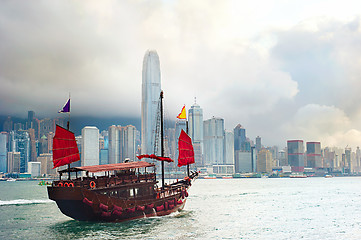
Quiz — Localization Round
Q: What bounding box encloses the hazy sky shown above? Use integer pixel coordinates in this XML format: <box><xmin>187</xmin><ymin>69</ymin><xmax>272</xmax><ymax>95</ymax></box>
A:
<box><xmin>1</xmin><ymin>0</ymin><xmax>361</xmax><ymax>148</ymax></box>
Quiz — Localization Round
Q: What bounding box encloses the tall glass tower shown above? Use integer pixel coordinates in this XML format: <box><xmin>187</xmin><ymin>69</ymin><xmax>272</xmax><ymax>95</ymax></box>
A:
<box><xmin>188</xmin><ymin>101</ymin><xmax>204</xmax><ymax>166</ymax></box>
<box><xmin>141</xmin><ymin>50</ymin><xmax>161</xmax><ymax>155</ymax></box>
<box><xmin>203</xmin><ymin>117</ymin><xmax>224</xmax><ymax>166</ymax></box>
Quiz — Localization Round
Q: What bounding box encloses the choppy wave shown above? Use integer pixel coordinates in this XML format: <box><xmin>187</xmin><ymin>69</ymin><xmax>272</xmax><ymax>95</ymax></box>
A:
<box><xmin>0</xmin><ymin>199</ymin><xmax>53</xmax><ymax>206</ymax></box>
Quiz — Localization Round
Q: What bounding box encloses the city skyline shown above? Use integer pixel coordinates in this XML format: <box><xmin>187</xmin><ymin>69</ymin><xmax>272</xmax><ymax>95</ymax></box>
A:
<box><xmin>1</xmin><ymin>1</ymin><xmax>361</xmax><ymax>148</ymax></box>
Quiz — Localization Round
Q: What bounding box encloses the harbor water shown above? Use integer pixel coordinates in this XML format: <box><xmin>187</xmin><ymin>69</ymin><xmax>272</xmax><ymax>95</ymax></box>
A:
<box><xmin>1</xmin><ymin>177</ymin><xmax>361</xmax><ymax>239</ymax></box>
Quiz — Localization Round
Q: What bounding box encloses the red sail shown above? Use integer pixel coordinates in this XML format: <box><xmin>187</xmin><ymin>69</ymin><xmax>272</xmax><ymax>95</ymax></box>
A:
<box><xmin>52</xmin><ymin>125</ymin><xmax>80</xmax><ymax>168</ymax></box>
<box><xmin>177</xmin><ymin>129</ymin><xmax>195</xmax><ymax>167</ymax></box>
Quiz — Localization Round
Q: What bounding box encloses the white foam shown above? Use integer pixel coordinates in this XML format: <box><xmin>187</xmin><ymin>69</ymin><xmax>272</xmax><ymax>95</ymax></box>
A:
<box><xmin>0</xmin><ymin>199</ymin><xmax>53</xmax><ymax>206</ymax></box>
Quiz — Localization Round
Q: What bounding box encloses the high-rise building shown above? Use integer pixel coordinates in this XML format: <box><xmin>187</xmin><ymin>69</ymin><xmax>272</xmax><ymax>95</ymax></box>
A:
<box><xmin>345</xmin><ymin>147</ymin><xmax>352</xmax><ymax>173</ymax></box>
<box><xmin>81</xmin><ymin>126</ymin><xmax>99</xmax><ymax>167</ymax></box>
<box><xmin>224</xmin><ymin>130</ymin><xmax>234</xmax><ymax>165</ymax></box>
<box><xmin>234</xmin><ymin>124</ymin><xmax>246</xmax><ymax>152</ymax></box>
<box><xmin>257</xmin><ymin>148</ymin><xmax>272</xmax><ymax>173</ymax></box>
<box><xmin>203</xmin><ymin>117</ymin><xmax>224</xmax><ymax>166</ymax></box>
<box><xmin>39</xmin><ymin>118</ymin><xmax>54</xmax><ymax>138</ymax></box>
<box><xmin>0</xmin><ymin>132</ymin><xmax>7</xmax><ymax>173</ymax></box>
<box><xmin>27</xmin><ymin>111</ymin><xmax>35</xmax><ymax>129</ymax></box>
<box><xmin>306</xmin><ymin>142</ymin><xmax>322</xmax><ymax>168</ymax></box>
<box><xmin>141</xmin><ymin>50</ymin><xmax>161</xmax><ymax>155</ymax></box>
<box><xmin>255</xmin><ymin>136</ymin><xmax>262</xmax><ymax>151</ymax></box>
<box><xmin>38</xmin><ymin>153</ymin><xmax>56</xmax><ymax>176</ymax></box>
<box><xmin>3</xmin><ymin>116</ymin><xmax>13</xmax><ymax>132</ymax></box>
<box><xmin>188</xmin><ymin>101</ymin><xmax>204</xmax><ymax>166</ymax></box>
<box><xmin>10</xmin><ymin>130</ymin><xmax>31</xmax><ymax>173</ymax></box>
<box><xmin>287</xmin><ymin>140</ymin><xmax>304</xmax><ymax>172</ymax></box>
<box><xmin>7</xmin><ymin>152</ymin><xmax>20</xmax><ymax>173</ymax></box>
<box><xmin>234</xmin><ymin>151</ymin><xmax>252</xmax><ymax>173</ymax></box>
<box><xmin>356</xmin><ymin>147</ymin><xmax>361</xmax><ymax>172</ymax></box>
<box><xmin>108</xmin><ymin>125</ymin><xmax>120</xmax><ymax>164</ymax></box>
<box><xmin>120</xmin><ymin>125</ymin><xmax>137</xmax><ymax>162</ymax></box>
<box><xmin>28</xmin><ymin>161</ymin><xmax>41</xmax><ymax>177</ymax></box>
<box><xmin>28</xmin><ymin>128</ymin><xmax>37</xmax><ymax>162</ymax></box>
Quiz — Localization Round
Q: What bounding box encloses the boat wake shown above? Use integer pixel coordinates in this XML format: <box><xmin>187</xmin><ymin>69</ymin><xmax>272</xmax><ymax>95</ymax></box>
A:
<box><xmin>0</xmin><ymin>199</ymin><xmax>53</xmax><ymax>206</ymax></box>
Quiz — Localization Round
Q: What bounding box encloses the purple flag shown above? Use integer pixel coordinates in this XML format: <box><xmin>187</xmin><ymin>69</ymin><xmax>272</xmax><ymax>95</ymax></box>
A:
<box><xmin>59</xmin><ymin>99</ymin><xmax>70</xmax><ymax>113</ymax></box>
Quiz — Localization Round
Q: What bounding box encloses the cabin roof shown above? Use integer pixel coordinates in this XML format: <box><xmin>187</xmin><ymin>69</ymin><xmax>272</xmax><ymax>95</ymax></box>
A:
<box><xmin>74</xmin><ymin>161</ymin><xmax>155</xmax><ymax>173</ymax></box>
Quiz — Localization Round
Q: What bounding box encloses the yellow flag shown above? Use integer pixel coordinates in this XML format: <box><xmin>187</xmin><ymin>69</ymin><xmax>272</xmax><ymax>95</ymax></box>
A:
<box><xmin>177</xmin><ymin>106</ymin><xmax>186</xmax><ymax>119</ymax></box>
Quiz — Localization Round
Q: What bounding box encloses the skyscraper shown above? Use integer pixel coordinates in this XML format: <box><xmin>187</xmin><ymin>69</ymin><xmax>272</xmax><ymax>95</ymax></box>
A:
<box><xmin>27</xmin><ymin>110</ymin><xmax>35</xmax><ymax>129</ymax></box>
<box><xmin>287</xmin><ymin>140</ymin><xmax>304</xmax><ymax>172</ymax></box>
<box><xmin>224</xmin><ymin>130</ymin><xmax>234</xmax><ymax>165</ymax></box>
<box><xmin>203</xmin><ymin>117</ymin><xmax>224</xmax><ymax>166</ymax></box>
<box><xmin>0</xmin><ymin>132</ymin><xmax>7</xmax><ymax>173</ymax></box>
<box><xmin>234</xmin><ymin>124</ymin><xmax>246</xmax><ymax>151</ymax></box>
<box><xmin>255</xmin><ymin>136</ymin><xmax>262</xmax><ymax>151</ymax></box>
<box><xmin>306</xmin><ymin>142</ymin><xmax>322</xmax><ymax>168</ymax></box>
<box><xmin>141</xmin><ymin>50</ymin><xmax>161</xmax><ymax>155</ymax></box>
<box><xmin>257</xmin><ymin>148</ymin><xmax>272</xmax><ymax>173</ymax></box>
<box><xmin>108</xmin><ymin>125</ymin><xmax>120</xmax><ymax>164</ymax></box>
<box><xmin>120</xmin><ymin>125</ymin><xmax>137</xmax><ymax>162</ymax></box>
<box><xmin>81</xmin><ymin>126</ymin><xmax>99</xmax><ymax>167</ymax></box>
<box><xmin>188</xmin><ymin>101</ymin><xmax>204</xmax><ymax>166</ymax></box>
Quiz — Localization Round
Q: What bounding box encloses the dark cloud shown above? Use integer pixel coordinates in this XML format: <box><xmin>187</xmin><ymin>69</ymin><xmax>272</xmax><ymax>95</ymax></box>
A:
<box><xmin>1</xmin><ymin>1</ymin><xmax>361</xmax><ymax>148</ymax></box>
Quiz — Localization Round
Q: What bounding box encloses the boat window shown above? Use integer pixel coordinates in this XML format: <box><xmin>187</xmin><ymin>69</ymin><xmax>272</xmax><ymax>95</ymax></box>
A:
<box><xmin>129</xmin><ymin>189</ymin><xmax>134</xmax><ymax>197</ymax></box>
<box><xmin>134</xmin><ymin>188</ymin><xmax>139</xmax><ymax>196</ymax></box>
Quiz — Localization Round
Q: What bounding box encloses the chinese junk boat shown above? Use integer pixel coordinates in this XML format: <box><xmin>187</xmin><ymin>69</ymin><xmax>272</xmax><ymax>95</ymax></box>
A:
<box><xmin>47</xmin><ymin>92</ymin><xmax>198</xmax><ymax>222</ymax></box>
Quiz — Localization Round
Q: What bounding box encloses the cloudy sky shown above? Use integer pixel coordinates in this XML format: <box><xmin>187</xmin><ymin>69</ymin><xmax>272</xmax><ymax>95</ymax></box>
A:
<box><xmin>1</xmin><ymin>0</ymin><xmax>361</xmax><ymax>148</ymax></box>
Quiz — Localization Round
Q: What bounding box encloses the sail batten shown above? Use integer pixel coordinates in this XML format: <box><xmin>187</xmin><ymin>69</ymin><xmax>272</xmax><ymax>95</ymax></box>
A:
<box><xmin>52</xmin><ymin>125</ymin><xmax>80</xmax><ymax>168</ymax></box>
<box><xmin>178</xmin><ymin>129</ymin><xmax>195</xmax><ymax>167</ymax></box>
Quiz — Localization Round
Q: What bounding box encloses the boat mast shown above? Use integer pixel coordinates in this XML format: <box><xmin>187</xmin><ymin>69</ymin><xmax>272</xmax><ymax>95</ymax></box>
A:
<box><xmin>67</xmin><ymin>93</ymin><xmax>71</xmax><ymax>180</ymax></box>
<box><xmin>160</xmin><ymin>91</ymin><xmax>165</xmax><ymax>189</ymax></box>
<box><xmin>186</xmin><ymin>119</ymin><xmax>190</xmax><ymax>177</ymax></box>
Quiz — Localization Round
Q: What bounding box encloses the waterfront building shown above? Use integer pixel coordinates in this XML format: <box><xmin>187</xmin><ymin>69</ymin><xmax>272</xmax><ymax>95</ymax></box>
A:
<box><xmin>203</xmin><ymin>117</ymin><xmax>224</xmax><ymax>166</ymax></box>
<box><xmin>81</xmin><ymin>126</ymin><xmax>99</xmax><ymax>167</ymax></box>
<box><xmin>0</xmin><ymin>132</ymin><xmax>7</xmax><ymax>173</ymax></box>
<box><xmin>10</xmin><ymin>130</ymin><xmax>31</xmax><ymax>173</ymax></box>
<box><xmin>213</xmin><ymin>164</ymin><xmax>235</xmax><ymax>175</ymax></box>
<box><xmin>278</xmin><ymin>150</ymin><xmax>287</xmax><ymax>166</ymax></box>
<box><xmin>28</xmin><ymin>128</ymin><xmax>37</xmax><ymax>162</ymax></box>
<box><xmin>356</xmin><ymin>147</ymin><xmax>361</xmax><ymax>172</ymax></box>
<box><xmin>7</xmin><ymin>152</ymin><xmax>20</xmax><ymax>173</ymax></box>
<box><xmin>234</xmin><ymin>124</ymin><xmax>246</xmax><ymax>152</ymax></box>
<box><xmin>257</xmin><ymin>148</ymin><xmax>272</xmax><ymax>173</ymax></box>
<box><xmin>287</xmin><ymin>140</ymin><xmax>304</xmax><ymax>172</ymax></box>
<box><xmin>38</xmin><ymin>153</ymin><xmax>56</xmax><ymax>176</ymax></box>
<box><xmin>234</xmin><ymin>151</ymin><xmax>252</xmax><ymax>173</ymax></box>
<box><xmin>120</xmin><ymin>125</ymin><xmax>137</xmax><ymax>162</ymax></box>
<box><xmin>188</xmin><ymin>101</ymin><xmax>204</xmax><ymax>167</ymax></box>
<box><xmin>141</xmin><ymin>50</ymin><xmax>161</xmax><ymax>155</ymax></box>
<box><xmin>345</xmin><ymin>147</ymin><xmax>352</xmax><ymax>173</ymax></box>
<box><xmin>224</xmin><ymin>130</ymin><xmax>234</xmax><ymax>165</ymax></box>
<box><xmin>306</xmin><ymin>142</ymin><xmax>322</xmax><ymax>168</ymax></box>
<box><xmin>99</xmin><ymin>149</ymin><xmax>108</xmax><ymax>165</ymax></box>
<box><xmin>28</xmin><ymin>161</ymin><xmax>41</xmax><ymax>177</ymax></box>
<box><xmin>108</xmin><ymin>125</ymin><xmax>120</xmax><ymax>164</ymax></box>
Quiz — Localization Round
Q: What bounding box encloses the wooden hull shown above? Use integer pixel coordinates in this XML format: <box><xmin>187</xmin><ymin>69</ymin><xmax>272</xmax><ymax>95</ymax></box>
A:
<box><xmin>48</xmin><ymin>185</ymin><xmax>188</xmax><ymax>222</ymax></box>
